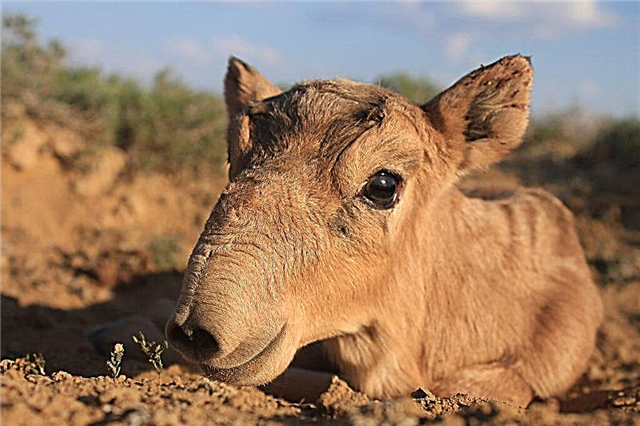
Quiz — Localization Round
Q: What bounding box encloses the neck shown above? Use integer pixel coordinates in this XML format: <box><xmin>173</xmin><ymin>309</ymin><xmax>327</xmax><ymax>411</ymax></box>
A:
<box><xmin>328</xmin><ymin>185</ymin><xmax>518</xmax><ymax>398</ymax></box>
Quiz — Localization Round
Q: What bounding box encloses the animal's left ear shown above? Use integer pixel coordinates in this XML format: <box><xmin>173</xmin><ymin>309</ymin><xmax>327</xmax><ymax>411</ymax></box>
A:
<box><xmin>422</xmin><ymin>55</ymin><xmax>533</xmax><ymax>172</ymax></box>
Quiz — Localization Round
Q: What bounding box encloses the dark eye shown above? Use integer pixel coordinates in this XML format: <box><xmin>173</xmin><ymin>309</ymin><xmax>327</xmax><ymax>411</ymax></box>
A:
<box><xmin>361</xmin><ymin>170</ymin><xmax>402</xmax><ymax>209</ymax></box>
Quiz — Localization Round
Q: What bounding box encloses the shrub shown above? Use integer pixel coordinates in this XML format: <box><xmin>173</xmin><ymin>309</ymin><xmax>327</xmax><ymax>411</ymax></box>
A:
<box><xmin>589</xmin><ymin>117</ymin><xmax>640</xmax><ymax>167</ymax></box>
<box><xmin>523</xmin><ymin>107</ymin><xmax>606</xmax><ymax>149</ymax></box>
<box><xmin>376</xmin><ymin>72</ymin><xmax>440</xmax><ymax>105</ymax></box>
<box><xmin>1</xmin><ymin>14</ymin><xmax>65</xmax><ymax>101</ymax></box>
<box><xmin>2</xmin><ymin>12</ymin><xmax>228</xmax><ymax>176</ymax></box>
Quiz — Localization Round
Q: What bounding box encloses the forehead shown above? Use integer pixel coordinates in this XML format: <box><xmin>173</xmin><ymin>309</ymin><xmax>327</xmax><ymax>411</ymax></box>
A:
<box><xmin>244</xmin><ymin>79</ymin><xmax>419</xmax><ymax>160</ymax></box>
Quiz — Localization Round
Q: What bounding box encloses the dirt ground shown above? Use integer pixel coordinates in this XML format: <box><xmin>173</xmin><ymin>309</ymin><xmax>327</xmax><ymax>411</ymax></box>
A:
<box><xmin>2</xmin><ymin>112</ymin><xmax>640</xmax><ymax>424</ymax></box>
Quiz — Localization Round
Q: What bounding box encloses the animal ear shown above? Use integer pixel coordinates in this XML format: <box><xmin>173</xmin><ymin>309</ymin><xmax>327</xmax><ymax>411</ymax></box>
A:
<box><xmin>422</xmin><ymin>55</ymin><xmax>533</xmax><ymax>172</ymax></box>
<box><xmin>224</xmin><ymin>57</ymin><xmax>282</xmax><ymax>120</ymax></box>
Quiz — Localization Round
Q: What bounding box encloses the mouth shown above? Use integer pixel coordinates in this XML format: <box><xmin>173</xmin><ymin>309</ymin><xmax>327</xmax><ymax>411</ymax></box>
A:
<box><xmin>199</xmin><ymin>323</ymin><xmax>295</xmax><ymax>386</ymax></box>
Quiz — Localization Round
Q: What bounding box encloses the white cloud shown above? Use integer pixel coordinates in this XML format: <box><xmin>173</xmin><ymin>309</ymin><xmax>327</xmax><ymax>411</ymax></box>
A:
<box><xmin>398</xmin><ymin>1</ymin><xmax>422</xmax><ymax>10</ymax></box>
<box><xmin>131</xmin><ymin>58</ymin><xmax>164</xmax><ymax>80</ymax></box>
<box><xmin>446</xmin><ymin>32</ymin><xmax>471</xmax><ymax>63</ymax></box>
<box><xmin>460</xmin><ymin>2</ymin><xmax>522</xmax><ymax>20</ymax></box>
<box><xmin>167</xmin><ymin>35</ymin><xmax>283</xmax><ymax>68</ymax></box>
<box><xmin>564</xmin><ymin>1</ymin><xmax>618</xmax><ymax>28</ymax></box>
<box><xmin>396</xmin><ymin>2</ymin><xmax>436</xmax><ymax>31</ymax></box>
<box><xmin>168</xmin><ymin>38</ymin><xmax>212</xmax><ymax>66</ymax></box>
<box><xmin>70</xmin><ymin>39</ymin><xmax>108</xmax><ymax>64</ymax></box>
<box><xmin>459</xmin><ymin>0</ymin><xmax>619</xmax><ymax>39</ymax></box>
<box><xmin>212</xmin><ymin>35</ymin><xmax>283</xmax><ymax>67</ymax></box>
<box><xmin>224</xmin><ymin>2</ymin><xmax>281</xmax><ymax>11</ymax></box>
<box><xmin>68</xmin><ymin>39</ymin><xmax>161</xmax><ymax>84</ymax></box>
<box><xmin>580</xmin><ymin>79</ymin><xmax>599</xmax><ymax>100</ymax></box>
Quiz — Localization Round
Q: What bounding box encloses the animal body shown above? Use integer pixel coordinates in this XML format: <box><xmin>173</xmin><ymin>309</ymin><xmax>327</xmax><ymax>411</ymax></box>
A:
<box><xmin>142</xmin><ymin>55</ymin><xmax>602</xmax><ymax>407</ymax></box>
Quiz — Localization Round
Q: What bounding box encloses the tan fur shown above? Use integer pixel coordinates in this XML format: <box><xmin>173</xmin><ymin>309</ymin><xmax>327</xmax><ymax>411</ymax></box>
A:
<box><xmin>165</xmin><ymin>55</ymin><xmax>603</xmax><ymax>407</ymax></box>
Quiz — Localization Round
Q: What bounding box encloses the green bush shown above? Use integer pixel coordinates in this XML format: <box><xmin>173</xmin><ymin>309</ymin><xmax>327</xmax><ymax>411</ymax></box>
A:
<box><xmin>376</xmin><ymin>72</ymin><xmax>440</xmax><ymax>105</ymax></box>
<box><xmin>127</xmin><ymin>70</ymin><xmax>227</xmax><ymax>174</ymax></box>
<box><xmin>523</xmin><ymin>107</ymin><xmax>601</xmax><ymax>148</ymax></box>
<box><xmin>5</xmin><ymin>12</ymin><xmax>636</xmax><ymax>175</ymax></box>
<box><xmin>2</xmin><ymin>14</ymin><xmax>65</xmax><ymax>100</ymax></box>
<box><xmin>2</xmin><ymin>12</ymin><xmax>227</xmax><ymax>176</ymax></box>
<box><xmin>589</xmin><ymin>117</ymin><xmax>640</xmax><ymax>167</ymax></box>
<box><xmin>524</xmin><ymin>116</ymin><xmax>564</xmax><ymax>145</ymax></box>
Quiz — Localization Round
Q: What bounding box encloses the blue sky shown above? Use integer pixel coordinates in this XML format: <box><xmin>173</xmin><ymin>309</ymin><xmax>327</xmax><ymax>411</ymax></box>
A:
<box><xmin>4</xmin><ymin>1</ymin><xmax>640</xmax><ymax>117</ymax></box>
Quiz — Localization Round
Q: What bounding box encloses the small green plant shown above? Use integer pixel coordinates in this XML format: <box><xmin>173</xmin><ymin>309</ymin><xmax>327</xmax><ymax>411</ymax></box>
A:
<box><xmin>131</xmin><ymin>331</ymin><xmax>168</xmax><ymax>373</ymax></box>
<box><xmin>25</xmin><ymin>353</ymin><xmax>46</xmax><ymax>375</ymax></box>
<box><xmin>106</xmin><ymin>343</ymin><xmax>125</xmax><ymax>378</ymax></box>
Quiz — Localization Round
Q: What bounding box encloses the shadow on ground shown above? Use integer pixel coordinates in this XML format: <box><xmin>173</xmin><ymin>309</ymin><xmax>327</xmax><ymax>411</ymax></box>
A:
<box><xmin>1</xmin><ymin>271</ymin><xmax>183</xmax><ymax>377</ymax></box>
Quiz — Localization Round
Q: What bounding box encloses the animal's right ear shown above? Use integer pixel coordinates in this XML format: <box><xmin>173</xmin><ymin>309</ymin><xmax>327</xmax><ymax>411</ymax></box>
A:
<box><xmin>224</xmin><ymin>57</ymin><xmax>282</xmax><ymax>179</ymax></box>
<box><xmin>224</xmin><ymin>57</ymin><xmax>282</xmax><ymax>120</ymax></box>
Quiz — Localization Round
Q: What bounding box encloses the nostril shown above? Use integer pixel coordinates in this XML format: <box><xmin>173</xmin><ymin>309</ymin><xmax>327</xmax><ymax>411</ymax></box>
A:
<box><xmin>190</xmin><ymin>328</ymin><xmax>219</xmax><ymax>355</ymax></box>
<box><xmin>166</xmin><ymin>321</ymin><xmax>190</xmax><ymax>346</ymax></box>
<box><xmin>167</xmin><ymin>321</ymin><xmax>220</xmax><ymax>360</ymax></box>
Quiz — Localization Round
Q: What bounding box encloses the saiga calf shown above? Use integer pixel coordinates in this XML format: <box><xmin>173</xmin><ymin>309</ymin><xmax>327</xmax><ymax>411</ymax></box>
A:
<box><xmin>163</xmin><ymin>55</ymin><xmax>603</xmax><ymax>407</ymax></box>
<box><xmin>102</xmin><ymin>55</ymin><xmax>604</xmax><ymax>407</ymax></box>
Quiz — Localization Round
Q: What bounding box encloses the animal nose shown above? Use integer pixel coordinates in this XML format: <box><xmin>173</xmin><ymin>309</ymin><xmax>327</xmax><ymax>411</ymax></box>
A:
<box><xmin>165</xmin><ymin>316</ymin><xmax>220</xmax><ymax>361</ymax></box>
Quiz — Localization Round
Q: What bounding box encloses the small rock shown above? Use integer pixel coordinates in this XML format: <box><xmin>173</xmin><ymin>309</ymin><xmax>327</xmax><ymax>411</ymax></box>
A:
<box><xmin>51</xmin><ymin>371</ymin><xmax>72</xmax><ymax>381</ymax></box>
<box><xmin>611</xmin><ymin>396</ymin><xmax>637</xmax><ymax>406</ymax></box>
<box><xmin>411</xmin><ymin>388</ymin><xmax>433</xmax><ymax>399</ymax></box>
<box><xmin>317</xmin><ymin>376</ymin><xmax>369</xmax><ymax>417</ymax></box>
<box><xmin>0</xmin><ymin>359</ymin><xmax>15</xmax><ymax>371</ymax></box>
<box><xmin>124</xmin><ymin>407</ymin><xmax>151</xmax><ymax>426</ymax></box>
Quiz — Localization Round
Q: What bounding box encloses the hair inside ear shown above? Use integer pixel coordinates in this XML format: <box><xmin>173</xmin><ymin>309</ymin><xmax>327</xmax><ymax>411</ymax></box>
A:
<box><xmin>224</xmin><ymin>57</ymin><xmax>282</xmax><ymax>120</ymax></box>
<box><xmin>422</xmin><ymin>55</ymin><xmax>533</xmax><ymax>171</ymax></box>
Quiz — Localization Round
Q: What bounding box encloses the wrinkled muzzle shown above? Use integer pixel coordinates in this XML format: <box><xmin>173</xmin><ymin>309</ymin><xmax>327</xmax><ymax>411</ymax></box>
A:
<box><xmin>165</xmin><ymin>178</ymin><xmax>303</xmax><ymax>384</ymax></box>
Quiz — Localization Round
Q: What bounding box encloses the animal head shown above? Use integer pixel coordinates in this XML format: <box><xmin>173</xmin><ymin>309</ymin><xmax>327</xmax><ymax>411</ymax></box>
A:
<box><xmin>165</xmin><ymin>55</ymin><xmax>533</xmax><ymax>385</ymax></box>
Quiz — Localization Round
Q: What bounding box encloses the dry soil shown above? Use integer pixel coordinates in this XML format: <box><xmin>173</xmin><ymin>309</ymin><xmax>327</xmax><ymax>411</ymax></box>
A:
<box><xmin>1</xmin><ymin>112</ymin><xmax>639</xmax><ymax>425</ymax></box>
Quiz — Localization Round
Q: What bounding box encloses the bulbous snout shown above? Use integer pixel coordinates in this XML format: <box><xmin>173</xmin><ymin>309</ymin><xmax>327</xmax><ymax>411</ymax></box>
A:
<box><xmin>164</xmin><ymin>295</ymin><xmax>265</xmax><ymax>367</ymax></box>
<box><xmin>164</xmin><ymin>257</ymin><xmax>288</xmax><ymax>370</ymax></box>
<box><xmin>165</xmin><ymin>298</ymin><xmax>288</xmax><ymax>372</ymax></box>
<box><xmin>165</xmin><ymin>176</ymin><xmax>301</xmax><ymax>374</ymax></box>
